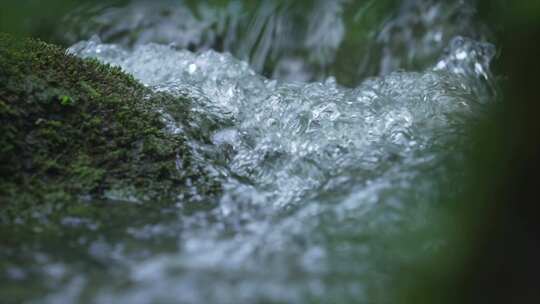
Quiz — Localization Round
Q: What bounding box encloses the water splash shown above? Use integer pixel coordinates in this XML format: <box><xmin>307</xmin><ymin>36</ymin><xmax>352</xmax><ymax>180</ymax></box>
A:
<box><xmin>377</xmin><ymin>0</ymin><xmax>490</xmax><ymax>75</ymax></box>
<box><xmin>62</xmin><ymin>33</ymin><xmax>497</xmax><ymax>303</ymax></box>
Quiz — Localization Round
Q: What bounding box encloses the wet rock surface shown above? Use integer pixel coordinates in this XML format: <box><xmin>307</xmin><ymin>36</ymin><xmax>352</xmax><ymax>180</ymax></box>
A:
<box><xmin>0</xmin><ymin>34</ymin><xmax>221</xmax><ymax>222</ymax></box>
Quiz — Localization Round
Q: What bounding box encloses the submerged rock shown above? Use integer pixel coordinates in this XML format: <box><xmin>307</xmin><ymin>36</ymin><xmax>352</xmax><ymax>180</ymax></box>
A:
<box><xmin>0</xmin><ymin>34</ymin><xmax>221</xmax><ymax>222</ymax></box>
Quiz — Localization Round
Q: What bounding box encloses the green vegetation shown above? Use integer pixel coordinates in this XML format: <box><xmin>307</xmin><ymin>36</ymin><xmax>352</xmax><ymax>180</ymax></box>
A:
<box><xmin>395</xmin><ymin>2</ymin><xmax>540</xmax><ymax>303</ymax></box>
<box><xmin>0</xmin><ymin>0</ymin><xmax>124</xmax><ymax>43</ymax></box>
<box><xmin>0</xmin><ymin>34</ymin><xmax>221</xmax><ymax>224</ymax></box>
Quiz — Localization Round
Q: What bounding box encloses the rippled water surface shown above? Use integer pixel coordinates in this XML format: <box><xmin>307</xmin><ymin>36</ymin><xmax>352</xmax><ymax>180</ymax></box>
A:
<box><xmin>2</xmin><ymin>1</ymin><xmax>498</xmax><ymax>303</ymax></box>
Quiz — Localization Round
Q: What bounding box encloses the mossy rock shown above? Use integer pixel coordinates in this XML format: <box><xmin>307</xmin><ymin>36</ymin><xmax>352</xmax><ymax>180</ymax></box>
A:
<box><xmin>0</xmin><ymin>34</ymin><xmax>221</xmax><ymax>223</ymax></box>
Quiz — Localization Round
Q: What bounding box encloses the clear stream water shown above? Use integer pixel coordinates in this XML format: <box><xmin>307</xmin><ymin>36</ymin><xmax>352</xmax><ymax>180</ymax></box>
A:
<box><xmin>2</xmin><ymin>1</ymin><xmax>497</xmax><ymax>303</ymax></box>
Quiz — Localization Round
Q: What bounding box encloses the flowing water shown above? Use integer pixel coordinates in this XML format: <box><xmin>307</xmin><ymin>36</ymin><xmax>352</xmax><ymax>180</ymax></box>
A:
<box><xmin>1</xmin><ymin>1</ymin><xmax>498</xmax><ymax>303</ymax></box>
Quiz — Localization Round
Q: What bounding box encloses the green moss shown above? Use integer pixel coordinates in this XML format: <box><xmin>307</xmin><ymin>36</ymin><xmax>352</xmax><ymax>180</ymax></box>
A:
<box><xmin>0</xmin><ymin>33</ymin><xmax>221</xmax><ymax>223</ymax></box>
<box><xmin>59</xmin><ymin>94</ymin><xmax>74</xmax><ymax>106</ymax></box>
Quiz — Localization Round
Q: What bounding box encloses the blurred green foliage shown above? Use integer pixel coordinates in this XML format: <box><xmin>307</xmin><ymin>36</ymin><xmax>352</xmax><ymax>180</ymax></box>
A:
<box><xmin>0</xmin><ymin>0</ymin><xmax>124</xmax><ymax>43</ymax></box>
<box><xmin>398</xmin><ymin>1</ymin><xmax>540</xmax><ymax>303</ymax></box>
<box><xmin>0</xmin><ymin>0</ymin><xmax>77</xmax><ymax>41</ymax></box>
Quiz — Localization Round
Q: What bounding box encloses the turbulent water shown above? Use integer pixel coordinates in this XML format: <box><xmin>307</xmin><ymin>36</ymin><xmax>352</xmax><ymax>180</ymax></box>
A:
<box><xmin>3</xmin><ymin>1</ymin><xmax>498</xmax><ymax>303</ymax></box>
